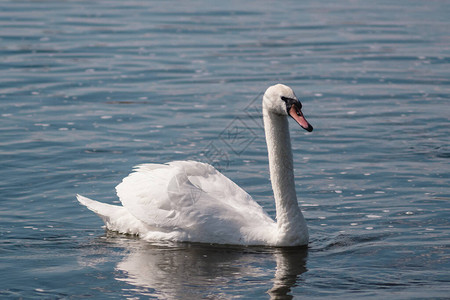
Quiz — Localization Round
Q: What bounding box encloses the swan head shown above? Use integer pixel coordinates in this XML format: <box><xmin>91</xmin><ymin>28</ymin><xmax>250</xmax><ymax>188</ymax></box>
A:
<box><xmin>263</xmin><ymin>84</ymin><xmax>313</xmax><ymax>132</ymax></box>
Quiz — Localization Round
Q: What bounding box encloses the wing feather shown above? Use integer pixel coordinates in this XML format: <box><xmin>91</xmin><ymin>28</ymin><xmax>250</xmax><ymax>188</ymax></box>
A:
<box><xmin>115</xmin><ymin>161</ymin><xmax>274</xmax><ymax>234</ymax></box>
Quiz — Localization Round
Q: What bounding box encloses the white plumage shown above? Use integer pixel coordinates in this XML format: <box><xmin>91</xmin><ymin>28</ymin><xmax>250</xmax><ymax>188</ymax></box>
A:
<box><xmin>78</xmin><ymin>84</ymin><xmax>313</xmax><ymax>246</ymax></box>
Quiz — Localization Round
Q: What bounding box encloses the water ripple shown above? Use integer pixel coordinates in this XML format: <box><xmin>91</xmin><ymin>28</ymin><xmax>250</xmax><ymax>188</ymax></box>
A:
<box><xmin>1</xmin><ymin>0</ymin><xmax>449</xmax><ymax>298</ymax></box>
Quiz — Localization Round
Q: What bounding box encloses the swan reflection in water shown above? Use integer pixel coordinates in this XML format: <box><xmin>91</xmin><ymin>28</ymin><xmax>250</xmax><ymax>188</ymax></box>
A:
<box><xmin>82</xmin><ymin>235</ymin><xmax>308</xmax><ymax>299</ymax></box>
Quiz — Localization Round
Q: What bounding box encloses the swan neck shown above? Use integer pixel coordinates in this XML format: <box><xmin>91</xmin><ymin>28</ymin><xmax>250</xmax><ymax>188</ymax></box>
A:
<box><xmin>263</xmin><ymin>108</ymin><xmax>308</xmax><ymax>245</ymax></box>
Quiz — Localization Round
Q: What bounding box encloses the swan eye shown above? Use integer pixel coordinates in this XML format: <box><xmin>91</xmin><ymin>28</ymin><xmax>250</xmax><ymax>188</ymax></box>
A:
<box><xmin>281</xmin><ymin>96</ymin><xmax>293</xmax><ymax>102</ymax></box>
<box><xmin>281</xmin><ymin>96</ymin><xmax>302</xmax><ymax>112</ymax></box>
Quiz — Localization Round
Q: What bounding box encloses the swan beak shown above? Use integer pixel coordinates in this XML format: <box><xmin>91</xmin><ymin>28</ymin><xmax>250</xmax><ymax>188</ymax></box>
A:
<box><xmin>289</xmin><ymin>105</ymin><xmax>313</xmax><ymax>132</ymax></box>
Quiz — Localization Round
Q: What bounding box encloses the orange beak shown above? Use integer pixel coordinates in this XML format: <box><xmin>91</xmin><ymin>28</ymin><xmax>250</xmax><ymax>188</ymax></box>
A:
<box><xmin>289</xmin><ymin>105</ymin><xmax>313</xmax><ymax>132</ymax></box>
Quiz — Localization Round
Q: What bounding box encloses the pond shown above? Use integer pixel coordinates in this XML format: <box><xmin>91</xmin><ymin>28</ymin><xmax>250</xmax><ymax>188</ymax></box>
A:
<box><xmin>0</xmin><ymin>0</ymin><xmax>449</xmax><ymax>298</ymax></box>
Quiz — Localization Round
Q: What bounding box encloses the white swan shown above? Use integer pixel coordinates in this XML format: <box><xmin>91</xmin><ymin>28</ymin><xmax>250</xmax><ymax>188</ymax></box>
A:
<box><xmin>77</xmin><ymin>84</ymin><xmax>313</xmax><ymax>246</ymax></box>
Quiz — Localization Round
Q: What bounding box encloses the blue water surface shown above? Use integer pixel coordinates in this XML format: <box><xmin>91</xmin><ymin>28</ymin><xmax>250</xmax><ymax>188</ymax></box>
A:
<box><xmin>1</xmin><ymin>0</ymin><xmax>449</xmax><ymax>298</ymax></box>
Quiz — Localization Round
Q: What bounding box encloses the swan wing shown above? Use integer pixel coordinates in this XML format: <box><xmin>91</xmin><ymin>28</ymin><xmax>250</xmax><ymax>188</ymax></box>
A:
<box><xmin>115</xmin><ymin>161</ymin><xmax>274</xmax><ymax>234</ymax></box>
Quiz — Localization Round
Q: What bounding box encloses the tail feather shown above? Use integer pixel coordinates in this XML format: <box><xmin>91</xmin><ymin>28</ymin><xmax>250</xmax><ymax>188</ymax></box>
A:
<box><xmin>77</xmin><ymin>194</ymin><xmax>127</xmax><ymax>224</ymax></box>
<box><xmin>76</xmin><ymin>194</ymin><xmax>146</xmax><ymax>235</ymax></box>
<box><xmin>77</xmin><ymin>194</ymin><xmax>117</xmax><ymax>215</ymax></box>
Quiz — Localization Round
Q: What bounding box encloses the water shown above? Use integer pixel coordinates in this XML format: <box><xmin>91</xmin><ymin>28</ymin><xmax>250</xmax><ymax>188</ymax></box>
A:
<box><xmin>1</xmin><ymin>0</ymin><xmax>449</xmax><ymax>298</ymax></box>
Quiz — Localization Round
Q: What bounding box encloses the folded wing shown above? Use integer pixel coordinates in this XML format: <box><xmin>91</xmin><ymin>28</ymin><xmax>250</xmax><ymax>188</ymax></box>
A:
<box><xmin>115</xmin><ymin>161</ymin><xmax>275</xmax><ymax>238</ymax></box>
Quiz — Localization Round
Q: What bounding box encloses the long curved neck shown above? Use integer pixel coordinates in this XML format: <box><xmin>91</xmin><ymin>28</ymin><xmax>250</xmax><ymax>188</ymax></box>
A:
<box><xmin>263</xmin><ymin>108</ymin><xmax>308</xmax><ymax>245</ymax></box>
